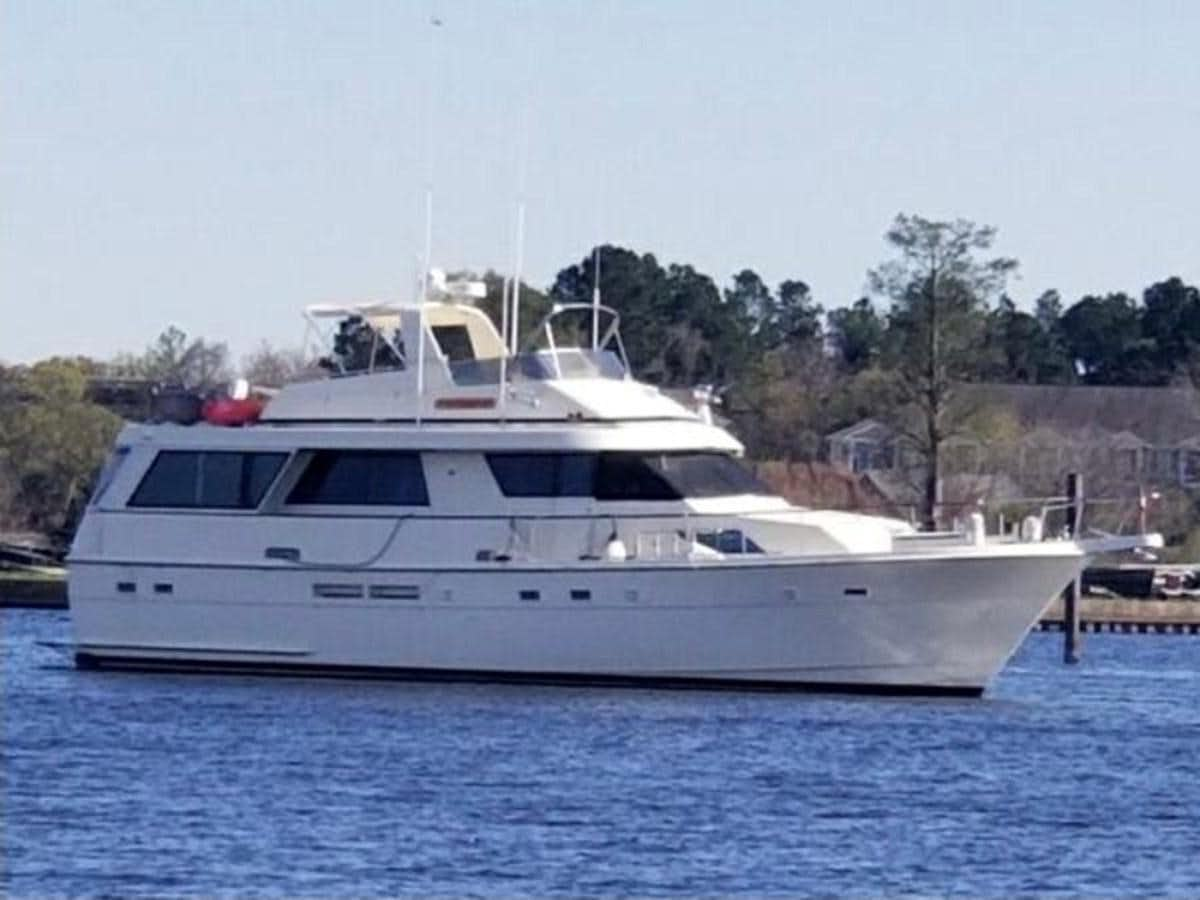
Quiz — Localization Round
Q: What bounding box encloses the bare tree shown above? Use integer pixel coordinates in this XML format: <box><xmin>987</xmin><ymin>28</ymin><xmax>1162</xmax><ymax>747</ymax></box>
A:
<box><xmin>109</xmin><ymin>326</ymin><xmax>233</xmax><ymax>392</ymax></box>
<box><xmin>240</xmin><ymin>341</ymin><xmax>316</xmax><ymax>387</ymax></box>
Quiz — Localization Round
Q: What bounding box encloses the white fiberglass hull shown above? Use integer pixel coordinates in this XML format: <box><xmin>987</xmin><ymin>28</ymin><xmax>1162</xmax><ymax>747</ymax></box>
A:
<box><xmin>68</xmin><ymin>545</ymin><xmax>1081</xmax><ymax>696</ymax></box>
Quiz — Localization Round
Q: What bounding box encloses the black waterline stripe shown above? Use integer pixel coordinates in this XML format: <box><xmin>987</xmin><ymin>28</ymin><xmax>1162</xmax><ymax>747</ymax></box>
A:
<box><xmin>74</xmin><ymin>653</ymin><xmax>984</xmax><ymax>698</ymax></box>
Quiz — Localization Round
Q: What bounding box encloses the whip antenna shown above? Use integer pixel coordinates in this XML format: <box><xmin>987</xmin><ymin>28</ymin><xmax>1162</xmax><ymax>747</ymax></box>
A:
<box><xmin>415</xmin><ymin>10</ymin><xmax>443</xmax><ymax>422</ymax></box>
<box><xmin>510</xmin><ymin>202</ymin><xmax>526</xmax><ymax>356</ymax></box>
<box><xmin>508</xmin><ymin>9</ymin><xmax>534</xmax><ymax>358</ymax></box>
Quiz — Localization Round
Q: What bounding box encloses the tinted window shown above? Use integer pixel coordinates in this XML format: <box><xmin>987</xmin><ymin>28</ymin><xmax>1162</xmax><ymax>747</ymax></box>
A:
<box><xmin>130</xmin><ymin>451</ymin><xmax>197</xmax><ymax>507</ymax></box>
<box><xmin>199</xmin><ymin>452</ymin><xmax>244</xmax><ymax>507</ymax></box>
<box><xmin>89</xmin><ymin>446</ymin><xmax>131</xmax><ymax>507</ymax></box>
<box><xmin>594</xmin><ymin>454</ymin><xmax>680</xmax><ymax>501</ymax></box>
<box><xmin>287</xmin><ymin>451</ymin><xmax>429</xmax><ymax>506</ymax></box>
<box><xmin>129</xmin><ymin>451</ymin><xmax>287</xmax><ymax>508</ymax></box>
<box><xmin>246</xmin><ymin>453</ymin><xmax>286</xmax><ymax>504</ymax></box>
<box><xmin>558</xmin><ymin>455</ymin><xmax>596</xmax><ymax>496</ymax></box>
<box><xmin>432</xmin><ymin>325</ymin><xmax>474</xmax><ymax>362</ymax></box>
<box><xmin>695</xmin><ymin>529</ymin><xmax>764</xmax><ymax>554</ymax></box>
<box><xmin>648</xmin><ymin>453</ymin><xmax>770</xmax><ymax>498</ymax></box>
<box><xmin>484</xmin><ymin>452</ymin><xmax>771</xmax><ymax>501</ymax></box>
<box><xmin>487</xmin><ymin>454</ymin><xmax>596</xmax><ymax>497</ymax></box>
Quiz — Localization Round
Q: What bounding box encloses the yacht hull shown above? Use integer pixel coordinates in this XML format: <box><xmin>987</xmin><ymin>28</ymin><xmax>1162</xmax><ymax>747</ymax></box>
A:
<box><xmin>68</xmin><ymin>548</ymin><xmax>1081</xmax><ymax>696</ymax></box>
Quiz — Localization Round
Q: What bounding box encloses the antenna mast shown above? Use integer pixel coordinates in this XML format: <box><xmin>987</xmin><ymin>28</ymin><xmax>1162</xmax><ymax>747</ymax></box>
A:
<box><xmin>415</xmin><ymin>11</ymin><xmax>443</xmax><ymax>424</ymax></box>
<box><xmin>497</xmin><ymin>276</ymin><xmax>511</xmax><ymax>412</ymax></box>
<box><xmin>415</xmin><ymin>188</ymin><xmax>432</xmax><ymax>422</ymax></box>
<box><xmin>510</xmin><ymin>202</ymin><xmax>526</xmax><ymax>356</ymax></box>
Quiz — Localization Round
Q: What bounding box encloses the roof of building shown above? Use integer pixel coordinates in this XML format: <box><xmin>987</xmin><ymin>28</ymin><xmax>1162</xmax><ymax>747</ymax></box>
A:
<box><xmin>828</xmin><ymin>383</ymin><xmax>1200</xmax><ymax>448</ymax></box>
<box><xmin>826</xmin><ymin>419</ymin><xmax>893</xmax><ymax>443</ymax></box>
<box><xmin>962</xmin><ymin>383</ymin><xmax>1200</xmax><ymax>446</ymax></box>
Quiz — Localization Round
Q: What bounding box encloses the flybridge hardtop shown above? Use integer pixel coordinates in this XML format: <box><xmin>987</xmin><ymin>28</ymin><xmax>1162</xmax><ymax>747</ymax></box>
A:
<box><xmin>261</xmin><ymin>281</ymin><xmax>703</xmax><ymax>426</ymax></box>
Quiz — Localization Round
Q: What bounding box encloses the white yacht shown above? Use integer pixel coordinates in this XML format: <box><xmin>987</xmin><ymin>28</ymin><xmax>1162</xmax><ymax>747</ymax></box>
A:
<box><xmin>67</xmin><ymin>276</ymin><xmax>1161</xmax><ymax>696</ymax></box>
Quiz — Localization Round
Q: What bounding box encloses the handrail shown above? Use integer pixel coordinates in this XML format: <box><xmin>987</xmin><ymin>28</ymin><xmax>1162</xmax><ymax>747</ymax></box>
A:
<box><xmin>267</xmin><ymin>516</ymin><xmax>411</xmax><ymax>570</ymax></box>
<box><xmin>481</xmin><ymin>514</ymin><xmax>763</xmax><ymax>564</ymax></box>
<box><xmin>520</xmin><ymin>303</ymin><xmax>631</xmax><ymax>374</ymax></box>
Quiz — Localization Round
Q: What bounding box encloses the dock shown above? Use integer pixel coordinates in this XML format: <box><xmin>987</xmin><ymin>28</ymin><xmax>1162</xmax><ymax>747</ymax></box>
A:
<box><xmin>1039</xmin><ymin>595</ymin><xmax>1200</xmax><ymax>635</ymax></box>
<box><xmin>0</xmin><ymin>573</ymin><xmax>67</xmax><ymax>609</ymax></box>
<box><xmin>1</xmin><ymin>540</ymin><xmax>68</xmax><ymax>609</ymax></box>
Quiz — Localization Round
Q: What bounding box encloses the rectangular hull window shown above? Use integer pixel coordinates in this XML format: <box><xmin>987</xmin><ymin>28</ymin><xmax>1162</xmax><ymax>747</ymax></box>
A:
<box><xmin>129</xmin><ymin>451</ymin><xmax>287</xmax><ymax>509</ymax></box>
<box><xmin>368</xmin><ymin>585</ymin><xmax>421</xmax><ymax>600</ymax></box>
<box><xmin>313</xmin><ymin>583</ymin><xmax>365</xmax><ymax>599</ymax></box>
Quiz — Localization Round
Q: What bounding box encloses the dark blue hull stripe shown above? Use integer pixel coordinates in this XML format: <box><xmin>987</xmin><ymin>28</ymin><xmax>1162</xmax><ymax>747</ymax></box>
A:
<box><xmin>74</xmin><ymin>653</ymin><xmax>984</xmax><ymax>698</ymax></box>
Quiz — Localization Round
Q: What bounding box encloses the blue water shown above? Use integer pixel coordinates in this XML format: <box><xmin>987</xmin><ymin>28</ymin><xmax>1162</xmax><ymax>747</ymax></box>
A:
<box><xmin>3</xmin><ymin>610</ymin><xmax>1198</xmax><ymax>898</ymax></box>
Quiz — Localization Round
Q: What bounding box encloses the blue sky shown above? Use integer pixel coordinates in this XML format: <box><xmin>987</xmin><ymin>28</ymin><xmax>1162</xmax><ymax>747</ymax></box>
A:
<box><xmin>3</xmin><ymin>0</ymin><xmax>1198</xmax><ymax>365</ymax></box>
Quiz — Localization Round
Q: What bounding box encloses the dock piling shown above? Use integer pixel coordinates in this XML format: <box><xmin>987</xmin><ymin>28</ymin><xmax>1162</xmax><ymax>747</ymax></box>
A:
<box><xmin>1063</xmin><ymin>472</ymin><xmax>1083</xmax><ymax>664</ymax></box>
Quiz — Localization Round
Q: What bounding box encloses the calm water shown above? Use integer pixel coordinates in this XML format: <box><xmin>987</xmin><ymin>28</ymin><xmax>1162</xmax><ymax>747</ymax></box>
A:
<box><xmin>3</xmin><ymin>610</ymin><xmax>1199</xmax><ymax>898</ymax></box>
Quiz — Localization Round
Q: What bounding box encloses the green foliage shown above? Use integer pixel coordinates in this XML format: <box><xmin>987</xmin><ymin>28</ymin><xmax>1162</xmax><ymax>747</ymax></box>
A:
<box><xmin>318</xmin><ymin>316</ymin><xmax>405</xmax><ymax>373</ymax></box>
<box><xmin>1140</xmin><ymin>277</ymin><xmax>1200</xmax><ymax>384</ymax></box>
<box><xmin>552</xmin><ymin>246</ymin><xmax>669</xmax><ymax>378</ymax></box>
<box><xmin>774</xmin><ymin>279</ymin><xmax>823</xmax><ymax>346</ymax></box>
<box><xmin>827</xmin><ymin>298</ymin><xmax>885</xmax><ymax>373</ymax></box>
<box><xmin>474</xmin><ymin>270</ymin><xmax>553</xmax><ymax>349</ymax></box>
<box><xmin>549</xmin><ymin>245</ymin><xmax>818</xmax><ymax>391</ymax></box>
<box><xmin>0</xmin><ymin>359</ymin><xmax>122</xmax><ymax>538</ymax></box>
<box><xmin>868</xmin><ymin>214</ymin><xmax>1017</xmax><ymax>527</ymax></box>
<box><xmin>1030</xmin><ymin>278</ymin><xmax>1200</xmax><ymax>387</ymax></box>
<box><xmin>873</xmin><ymin>215</ymin><xmax>1016</xmax><ymax>382</ymax></box>
<box><xmin>980</xmin><ymin>296</ymin><xmax>1075</xmax><ymax>384</ymax></box>
<box><xmin>552</xmin><ymin>246</ymin><xmax>750</xmax><ymax>386</ymax></box>
<box><xmin>726</xmin><ymin>347</ymin><xmax>827</xmax><ymax>461</ymax></box>
<box><xmin>1034</xmin><ymin>289</ymin><xmax>1064</xmax><ymax>333</ymax></box>
<box><xmin>1059</xmin><ymin>293</ymin><xmax>1156</xmax><ymax>385</ymax></box>
<box><xmin>724</xmin><ymin>269</ymin><xmax>771</xmax><ymax>326</ymax></box>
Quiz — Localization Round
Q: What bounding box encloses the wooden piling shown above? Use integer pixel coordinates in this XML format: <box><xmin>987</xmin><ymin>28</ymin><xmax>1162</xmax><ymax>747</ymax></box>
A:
<box><xmin>1063</xmin><ymin>472</ymin><xmax>1083</xmax><ymax>664</ymax></box>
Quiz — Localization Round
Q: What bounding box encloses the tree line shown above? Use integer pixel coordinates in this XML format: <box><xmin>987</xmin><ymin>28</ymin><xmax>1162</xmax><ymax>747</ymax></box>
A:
<box><xmin>2</xmin><ymin>213</ymin><xmax>1197</xmax><ymax>539</ymax></box>
<box><xmin>546</xmin><ymin>218</ymin><xmax>1197</xmax><ymax>528</ymax></box>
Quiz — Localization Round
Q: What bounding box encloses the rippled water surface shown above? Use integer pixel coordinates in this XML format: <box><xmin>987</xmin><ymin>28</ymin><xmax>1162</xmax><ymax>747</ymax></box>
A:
<box><xmin>4</xmin><ymin>609</ymin><xmax>1199</xmax><ymax>897</ymax></box>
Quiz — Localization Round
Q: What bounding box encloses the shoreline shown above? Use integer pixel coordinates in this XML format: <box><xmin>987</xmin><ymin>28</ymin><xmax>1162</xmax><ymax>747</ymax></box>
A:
<box><xmin>0</xmin><ymin>573</ymin><xmax>67</xmax><ymax>609</ymax></box>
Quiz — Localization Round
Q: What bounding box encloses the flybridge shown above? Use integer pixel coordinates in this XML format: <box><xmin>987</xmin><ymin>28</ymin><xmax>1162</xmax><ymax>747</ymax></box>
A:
<box><xmin>258</xmin><ymin>271</ymin><xmax>700</xmax><ymax>426</ymax></box>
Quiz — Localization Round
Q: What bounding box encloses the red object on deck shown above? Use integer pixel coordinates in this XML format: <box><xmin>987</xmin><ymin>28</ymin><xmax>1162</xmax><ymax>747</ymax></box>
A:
<box><xmin>201</xmin><ymin>396</ymin><xmax>265</xmax><ymax>427</ymax></box>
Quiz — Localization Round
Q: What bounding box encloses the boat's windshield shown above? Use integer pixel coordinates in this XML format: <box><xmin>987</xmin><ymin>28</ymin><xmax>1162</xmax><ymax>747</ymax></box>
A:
<box><xmin>596</xmin><ymin>452</ymin><xmax>771</xmax><ymax>500</ymax></box>
<box><xmin>448</xmin><ymin>348</ymin><xmax>626</xmax><ymax>387</ymax></box>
